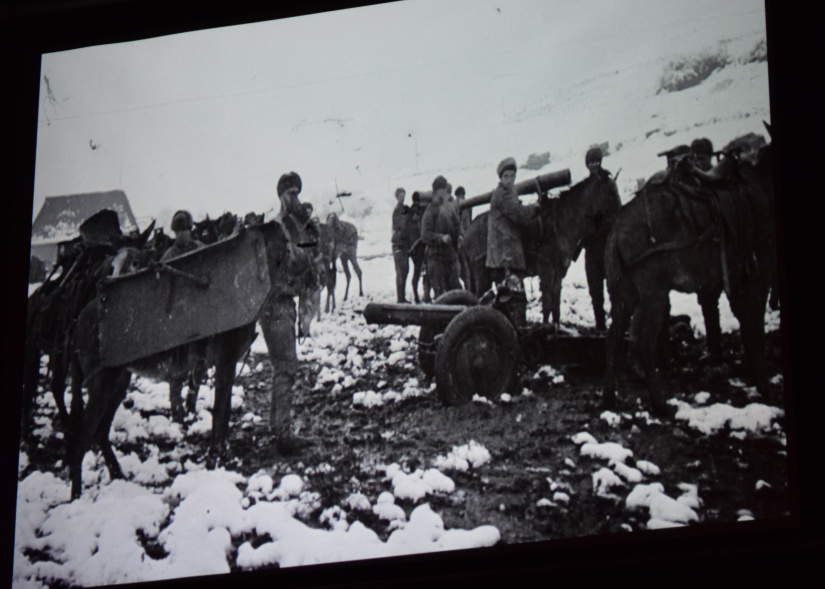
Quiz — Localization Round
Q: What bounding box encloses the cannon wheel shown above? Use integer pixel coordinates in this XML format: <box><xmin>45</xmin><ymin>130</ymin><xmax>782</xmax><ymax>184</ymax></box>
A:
<box><xmin>418</xmin><ymin>290</ymin><xmax>479</xmax><ymax>378</ymax></box>
<box><xmin>435</xmin><ymin>306</ymin><xmax>519</xmax><ymax>406</ymax></box>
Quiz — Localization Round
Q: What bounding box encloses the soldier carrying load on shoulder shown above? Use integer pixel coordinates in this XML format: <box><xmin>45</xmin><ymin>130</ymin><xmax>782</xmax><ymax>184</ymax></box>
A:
<box><xmin>486</xmin><ymin>157</ymin><xmax>541</xmax><ymax>328</ymax></box>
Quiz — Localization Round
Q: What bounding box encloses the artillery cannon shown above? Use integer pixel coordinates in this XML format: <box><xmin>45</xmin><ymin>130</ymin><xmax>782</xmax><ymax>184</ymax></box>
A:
<box><xmin>363</xmin><ymin>288</ymin><xmax>606</xmax><ymax>406</ymax></box>
<box><xmin>411</xmin><ymin>168</ymin><xmax>571</xmax><ymax>209</ymax></box>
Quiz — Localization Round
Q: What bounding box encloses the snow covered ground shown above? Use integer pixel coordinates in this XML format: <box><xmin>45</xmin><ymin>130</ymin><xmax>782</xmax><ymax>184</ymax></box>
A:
<box><xmin>16</xmin><ymin>1</ymin><xmax>783</xmax><ymax>587</ymax></box>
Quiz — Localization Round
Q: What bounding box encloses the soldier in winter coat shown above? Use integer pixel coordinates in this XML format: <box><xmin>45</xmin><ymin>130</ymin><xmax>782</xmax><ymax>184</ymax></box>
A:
<box><xmin>581</xmin><ymin>147</ymin><xmax>622</xmax><ymax>331</ymax></box>
<box><xmin>486</xmin><ymin>157</ymin><xmax>540</xmax><ymax>326</ymax></box>
<box><xmin>421</xmin><ymin>175</ymin><xmax>463</xmax><ymax>299</ymax></box>
<box><xmin>391</xmin><ymin>187</ymin><xmax>413</xmax><ymax>303</ymax></box>
<box><xmin>160</xmin><ymin>210</ymin><xmax>205</xmax><ymax>262</ymax></box>
<box><xmin>259</xmin><ymin>171</ymin><xmax>318</xmax><ymax>450</ymax></box>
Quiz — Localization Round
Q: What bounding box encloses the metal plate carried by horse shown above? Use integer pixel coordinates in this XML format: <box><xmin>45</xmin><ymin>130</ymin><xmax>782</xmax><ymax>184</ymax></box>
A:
<box><xmin>98</xmin><ymin>223</ymin><xmax>277</xmax><ymax>366</ymax></box>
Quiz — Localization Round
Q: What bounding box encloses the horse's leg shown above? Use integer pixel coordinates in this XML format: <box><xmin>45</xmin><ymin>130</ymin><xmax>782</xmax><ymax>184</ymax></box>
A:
<box><xmin>637</xmin><ymin>292</ymin><xmax>671</xmax><ymax>417</ymax></box>
<box><xmin>207</xmin><ymin>356</ymin><xmax>234</xmax><ymax>469</ymax></box>
<box><xmin>349</xmin><ymin>247</ymin><xmax>364</xmax><ymax>296</ymax></box>
<box><xmin>603</xmin><ymin>285</ymin><xmax>635</xmax><ymax>410</ymax></box>
<box><xmin>169</xmin><ymin>374</ymin><xmax>187</xmax><ymax>424</ymax></box>
<box><xmin>698</xmin><ymin>287</ymin><xmax>723</xmax><ymax>362</ymax></box>
<box><xmin>96</xmin><ymin>370</ymin><xmax>131</xmax><ymax>482</ymax></box>
<box><xmin>68</xmin><ymin>367</ymin><xmax>128</xmax><ymax>500</ymax></box>
<box><xmin>735</xmin><ymin>286</ymin><xmax>771</xmax><ymax>399</ymax></box>
<box><xmin>50</xmin><ymin>349</ymin><xmax>71</xmax><ymax>430</ymax></box>
<box><xmin>552</xmin><ymin>274</ymin><xmax>563</xmax><ymax>333</ymax></box>
<box><xmin>411</xmin><ymin>255</ymin><xmax>422</xmax><ymax>303</ymax></box>
<box><xmin>340</xmin><ymin>254</ymin><xmax>352</xmax><ymax>301</ymax></box>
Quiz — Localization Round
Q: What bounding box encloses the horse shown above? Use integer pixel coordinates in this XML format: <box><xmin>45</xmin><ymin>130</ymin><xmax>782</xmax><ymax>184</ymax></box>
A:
<box><xmin>316</xmin><ymin>220</ymin><xmax>337</xmax><ymax>314</ymax></box>
<box><xmin>67</xmin><ymin>220</ymin><xmax>321</xmax><ymax>499</ymax></box>
<box><xmin>21</xmin><ymin>214</ymin><xmax>155</xmax><ymax>437</ymax></box>
<box><xmin>603</xmin><ymin>147</ymin><xmax>776</xmax><ymax>416</ymax></box>
<box><xmin>326</xmin><ymin>213</ymin><xmax>364</xmax><ymax>301</ymax></box>
<box><xmin>192</xmin><ymin>212</ymin><xmax>240</xmax><ymax>245</ymax></box>
<box><xmin>459</xmin><ymin>172</ymin><xmax>622</xmax><ymax>329</ymax></box>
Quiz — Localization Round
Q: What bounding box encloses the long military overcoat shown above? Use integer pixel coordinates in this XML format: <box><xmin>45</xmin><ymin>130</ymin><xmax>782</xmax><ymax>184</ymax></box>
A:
<box><xmin>486</xmin><ymin>182</ymin><xmax>536</xmax><ymax>270</ymax></box>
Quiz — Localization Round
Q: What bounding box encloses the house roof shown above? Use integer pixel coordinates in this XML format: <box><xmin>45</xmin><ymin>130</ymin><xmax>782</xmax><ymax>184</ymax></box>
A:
<box><xmin>31</xmin><ymin>190</ymin><xmax>139</xmax><ymax>244</ymax></box>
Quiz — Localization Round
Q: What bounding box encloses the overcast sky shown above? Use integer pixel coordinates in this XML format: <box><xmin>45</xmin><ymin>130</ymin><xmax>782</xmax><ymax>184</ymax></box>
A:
<box><xmin>32</xmin><ymin>0</ymin><xmax>766</xmax><ymax>225</ymax></box>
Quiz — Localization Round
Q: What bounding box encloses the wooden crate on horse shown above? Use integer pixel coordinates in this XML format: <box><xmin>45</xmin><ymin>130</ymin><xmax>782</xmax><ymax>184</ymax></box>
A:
<box><xmin>97</xmin><ymin>224</ymin><xmax>273</xmax><ymax>367</ymax></box>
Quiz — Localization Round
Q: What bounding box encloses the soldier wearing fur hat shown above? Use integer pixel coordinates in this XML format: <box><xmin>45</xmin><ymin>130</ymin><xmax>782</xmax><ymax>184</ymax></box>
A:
<box><xmin>276</xmin><ymin>171</ymin><xmax>318</xmax><ymax>245</ymax></box>
<box><xmin>421</xmin><ymin>175</ymin><xmax>463</xmax><ymax>298</ymax></box>
<box><xmin>486</xmin><ymin>157</ymin><xmax>539</xmax><ymax>327</ymax></box>
<box><xmin>260</xmin><ymin>171</ymin><xmax>321</xmax><ymax>451</ymax></box>
<box><xmin>160</xmin><ymin>210</ymin><xmax>205</xmax><ymax>262</ymax></box>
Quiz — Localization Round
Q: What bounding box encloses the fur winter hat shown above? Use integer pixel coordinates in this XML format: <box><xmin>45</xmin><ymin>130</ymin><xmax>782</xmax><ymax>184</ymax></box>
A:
<box><xmin>277</xmin><ymin>172</ymin><xmax>302</xmax><ymax>196</ymax></box>
<box><xmin>691</xmin><ymin>138</ymin><xmax>713</xmax><ymax>156</ymax></box>
<box><xmin>171</xmin><ymin>210</ymin><xmax>194</xmax><ymax>232</ymax></box>
<box><xmin>432</xmin><ymin>175</ymin><xmax>449</xmax><ymax>192</ymax></box>
<box><xmin>496</xmin><ymin>157</ymin><xmax>517</xmax><ymax>178</ymax></box>
<box><xmin>585</xmin><ymin>147</ymin><xmax>603</xmax><ymax>164</ymax></box>
<box><xmin>455</xmin><ymin>186</ymin><xmax>466</xmax><ymax>197</ymax></box>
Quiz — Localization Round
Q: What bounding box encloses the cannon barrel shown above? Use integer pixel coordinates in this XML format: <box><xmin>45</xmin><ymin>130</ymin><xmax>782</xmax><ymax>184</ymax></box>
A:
<box><xmin>411</xmin><ymin>190</ymin><xmax>433</xmax><ymax>206</ymax></box>
<box><xmin>459</xmin><ymin>168</ymin><xmax>571</xmax><ymax>210</ymax></box>
<box><xmin>363</xmin><ymin>302</ymin><xmax>467</xmax><ymax>326</ymax></box>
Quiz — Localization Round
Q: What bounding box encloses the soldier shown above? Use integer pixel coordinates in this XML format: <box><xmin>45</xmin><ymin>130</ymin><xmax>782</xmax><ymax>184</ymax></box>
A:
<box><xmin>160</xmin><ymin>210</ymin><xmax>205</xmax><ymax>262</ymax></box>
<box><xmin>391</xmin><ymin>187</ymin><xmax>413</xmax><ymax>303</ymax></box>
<box><xmin>582</xmin><ymin>147</ymin><xmax>622</xmax><ymax>332</ymax></box>
<box><xmin>421</xmin><ymin>175</ymin><xmax>463</xmax><ymax>298</ymax></box>
<box><xmin>486</xmin><ymin>157</ymin><xmax>540</xmax><ymax>327</ymax></box>
<box><xmin>409</xmin><ymin>191</ymin><xmax>430</xmax><ymax>303</ymax></box>
<box><xmin>259</xmin><ymin>171</ymin><xmax>314</xmax><ymax>451</ymax></box>
<box><xmin>690</xmin><ymin>137</ymin><xmax>714</xmax><ymax>171</ymax></box>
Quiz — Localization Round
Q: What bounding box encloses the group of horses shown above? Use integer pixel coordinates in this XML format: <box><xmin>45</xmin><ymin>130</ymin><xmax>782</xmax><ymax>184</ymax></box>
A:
<box><xmin>455</xmin><ymin>131</ymin><xmax>777</xmax><ymax>416</ymax></box>
<box><xmin>23</xmin><ymin>206</ymin><xmax>365</xmax><ymax>499</ymax></box>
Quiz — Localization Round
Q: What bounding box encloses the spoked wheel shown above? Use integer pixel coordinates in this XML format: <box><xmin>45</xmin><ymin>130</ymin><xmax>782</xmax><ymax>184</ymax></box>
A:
<box><xmin>418</xmin><ymin>289</ymin><xmax>479</xmax><ymax>378</ymax></box>
<box><xmin>435</xmin><ymin>306</ymin><xmax>519</xmax><ymax>406</ymax></box>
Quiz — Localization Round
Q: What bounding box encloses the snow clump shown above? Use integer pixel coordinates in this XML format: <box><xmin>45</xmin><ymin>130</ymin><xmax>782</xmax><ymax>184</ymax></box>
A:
<box><xmin>580</xmin><ymin>441</ymin><xmax>634</xmax><ymax>463</ymax></box>
<box><xmin>670</xmin><ymin>400</ymin><xmax>784</xmax><ymax>435</ymax></box>
<box><xmin>383</xmin><ymin>463</ymin><xmax>456</xmax><ymax>502</ymax></box>
<box><xmin>432</xmin><ymin>441</ymin><xmax>492</xmax><ymax>472</ymax></box>
<box><xmin>626</xmin><ymin>482</ymin><xmax>699</xmax><ymax>528</ymax></box>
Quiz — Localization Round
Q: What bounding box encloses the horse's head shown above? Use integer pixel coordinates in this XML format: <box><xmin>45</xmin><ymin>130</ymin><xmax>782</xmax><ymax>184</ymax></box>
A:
<box><xmin>216</xmin><ymin>213</ymin><xmax>239</xmax><ymax>239</ymax></box>
<box><xmin>541</xmin><ymin>172</ymin><xmax>622</xmax><ymax>251</ymax></box>
<box><xmin>192</xmin><ymin>216</ymin><xmax>219</xmax><ymax>245</ymax></box>
<box><xmin>110</xmin><ymin>247</ymin><xmax>143</xmax><ymax>277</ymax></box>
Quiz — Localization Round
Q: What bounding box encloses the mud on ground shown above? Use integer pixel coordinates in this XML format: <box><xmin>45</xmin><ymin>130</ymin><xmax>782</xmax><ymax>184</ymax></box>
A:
<box><xmin>20</xmin><ymin>313</ymin><xmax>789</xmax><ymax>559</ymax></box>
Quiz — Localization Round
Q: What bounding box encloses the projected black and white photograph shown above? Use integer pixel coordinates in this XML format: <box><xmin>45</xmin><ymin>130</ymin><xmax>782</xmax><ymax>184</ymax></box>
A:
<box><xmin>14</xmin><ymin>0</ymin><xmax>786</xmax><ymax>586</ymax></box>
